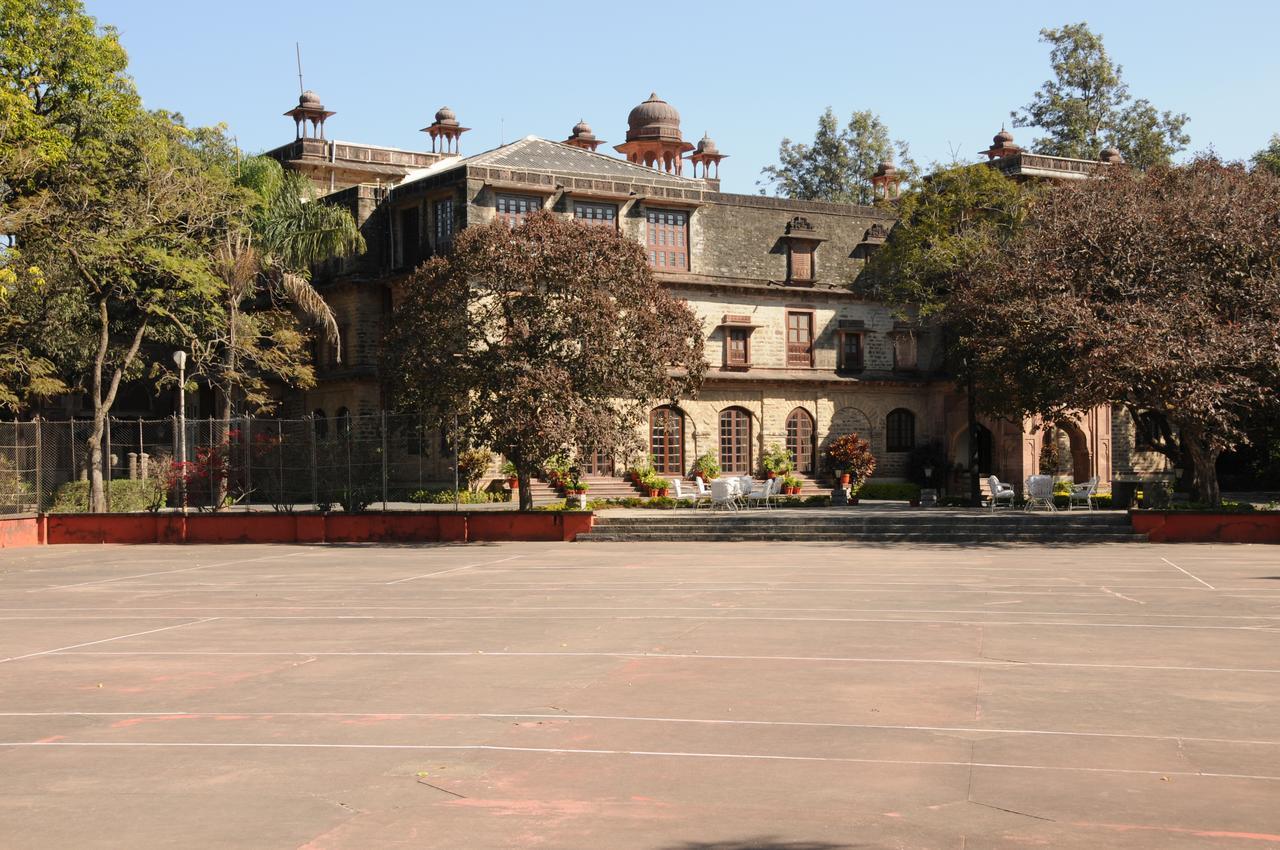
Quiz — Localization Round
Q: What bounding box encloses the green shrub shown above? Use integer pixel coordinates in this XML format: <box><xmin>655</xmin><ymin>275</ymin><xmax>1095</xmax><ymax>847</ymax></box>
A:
<box><xmin>408</xmin><ymin>488</ymin><xmax>510</xmax><ymax>505</ymax></box>
<box><xmin>854</xmin><ymin>482</ymin><xmax>921</xmax><ymax>501</ymax></box>
<box><xmin>692</xmin><ymin>451</ymin><xmax>720</xmax><ymax>480</ymax></box>
<box><xmin>50</xmin><ymin>478</ymin><xmax>166</xmax><ymax>513</ymax></box>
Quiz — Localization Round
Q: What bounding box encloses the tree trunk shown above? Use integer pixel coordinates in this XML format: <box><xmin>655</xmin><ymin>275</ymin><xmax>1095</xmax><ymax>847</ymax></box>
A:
<box><xmin>517</xmin><ymin>469</ymin><xmax>533</xmax><ymax>512</ymax></box>
<box><xmin>87</xmin><ymin>413</ymin><xmax>107</xmax><ymax>514</ymax></box>
<box><xmin>1181</xmin><ymin>428</ymin><xmax>1222</xmax><ymax>506</ymax></box>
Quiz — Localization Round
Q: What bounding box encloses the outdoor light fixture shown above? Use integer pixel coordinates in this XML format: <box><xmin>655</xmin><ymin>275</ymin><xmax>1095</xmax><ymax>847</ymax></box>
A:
<box><xmin>173</xmin><ymin>349</ymin><xmax>188</xmax><ymax>513</ymax></box>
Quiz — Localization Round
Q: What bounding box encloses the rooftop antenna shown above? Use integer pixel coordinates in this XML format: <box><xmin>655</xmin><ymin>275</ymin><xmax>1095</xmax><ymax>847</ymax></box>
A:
<box><xmin>295</xmin><ymin>42</ymin><xmax>304</xmax><ymax>95</ymax></box>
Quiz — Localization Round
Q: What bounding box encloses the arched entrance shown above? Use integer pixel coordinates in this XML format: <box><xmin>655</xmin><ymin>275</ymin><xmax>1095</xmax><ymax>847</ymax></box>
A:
<box><xmin>952</xmin><ymin>423</ymin><xmax>994</xmax><ymax>473</ymax></box>
<box><xmin>1056</xmin><ymin>420</ymin><xmax>1092</xmax><ymax>482</ymax></box>
<box><xmin>785</xmin><ymin>408</ymin><xmax>816</xmax><ymax>473</ymax></box>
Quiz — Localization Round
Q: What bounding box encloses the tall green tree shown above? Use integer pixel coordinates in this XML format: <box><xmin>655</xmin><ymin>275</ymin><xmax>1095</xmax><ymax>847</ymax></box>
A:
<box><xmin>384</xmin><ymin>212</ymin><xmax>706</xmax><ymax>510</ymax></box>
<box><xmin>1013</xmin><ymin>23</ymin><xmax>1189</xmax><ymax>168</ymax></box>
<box><xmin>759</xmin><ymin>108</ymin><xmax>913</xmax><ymax>205</ymax></box>
<box><xmin>1251</xmin><ymin>134</ymin><xmax>1280</xmax><ymax>177</ymax></box>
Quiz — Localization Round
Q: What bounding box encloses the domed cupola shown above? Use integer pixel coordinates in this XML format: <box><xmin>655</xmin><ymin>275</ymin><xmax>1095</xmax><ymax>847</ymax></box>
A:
<box><xmin>615</xmin><ymin>92</ymin><xmax>695</xmax><ymax>175</ymax></box>
<box><xmin>980</xmin><ymin>126</ymin><xmax>1023</xmax><ymax>160</ymax></box>
<box><xmin>689</xmin><ymin>132</ymin><xmax>727</xmax><ymax>179</ymax></box>
<box><xmin>421</xmin><ymin>105</ymin><xmax>470</xmax><ymax>154</ymax></box>
<box><xmin>284</xmin><ymin>89</ymin><xmax>335</xmax><ymax>139</ymax></box>
<box><xmin>564</xmin><ymin>118</ymin><xmax>606</xmax><ymax>152</ymax></box>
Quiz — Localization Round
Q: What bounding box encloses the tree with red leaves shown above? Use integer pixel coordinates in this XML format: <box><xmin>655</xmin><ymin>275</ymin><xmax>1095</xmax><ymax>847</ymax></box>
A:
<box><xmin>953</xmin><ymin>157</ymin><xmax>1280</xmax><ymax>505</ymax></box>
<box><xmin>384</xmin><ymin>211</ymin><xmax>706</xmax><ymax>510</ymax></box>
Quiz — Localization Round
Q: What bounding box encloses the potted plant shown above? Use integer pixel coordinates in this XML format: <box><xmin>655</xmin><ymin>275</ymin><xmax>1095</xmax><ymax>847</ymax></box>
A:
<box><xmin>781</xmin><ymin>473</ymin><xmax>802</xmax><ymax>495</ymax></box>
<box><xmin>641</xmin><ymin>470</ymin><xmax>667</xmax><ymax>498</ymax></box>
<box><xmin>692</xmin><ymin>451</ymin><xmax>720</xmax><ymax>482</ymax></box>
<box><xmin>827</xmin><ymin>433</ymin><xmax>876</xmax><ymax>503</ymax></box>
<box><xmin>761</xmin><ymin>444</ymin><xmax>793</xmax><ymax>479</ymax></box>
<box><xmin>500</xmin><ymin>460</ymin><xmax>518</xmax><ymax>490</ymax></box>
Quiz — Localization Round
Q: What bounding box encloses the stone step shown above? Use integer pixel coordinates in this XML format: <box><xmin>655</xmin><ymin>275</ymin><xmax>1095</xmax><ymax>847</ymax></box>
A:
<box><xmin>579</xmin><ymin>531</ymin><xmax>1147</xmax><ymax>543</ymax></box>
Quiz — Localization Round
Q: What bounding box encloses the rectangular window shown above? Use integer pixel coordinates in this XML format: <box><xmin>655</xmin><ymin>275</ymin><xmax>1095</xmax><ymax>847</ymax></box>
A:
<box><xmin>839</xmin><ymin>331</ymin><xmax>864</xmax><ymax>371</ymax></box>
<box><xmin>398</xmin><ymin>206</ymin><xmax>421</xmax><ymax>269</ymax></box>
<box><xmin>790</xmin><ymin>244</ymin><xmax>814</xmax><ymax>282</ymax></box>
<box><xmin>434</xmin><ymin>199</ymin><xmax>454</xmax><ymax>247</ymax></box>
<box><xmin>574</xmin><ymin>201</ymin><xmax>617</xmax><ymax>228</ymax></box>
<box><xmin>892</xmin><ymin>333</ymin><xmax>918</xmax><ymax>370</ymax></box>
<box><xmin>726</xmin><ymin>327</ymin><xmax>750</xmax><ymax>367</ymax></box>
<box><xmin>786</xmin><ymin>311</ymin><xmax>814</xmax><ymax>367</ymax></box>
<box><xmin>646</xmin><ymin>209</ymin><xmax>688</xmax><ymax>270</ymax></box>
<box><xmin>496</xmin><ymin>194</ymin><xmax>542</xmax><ymax>229</ymax></box>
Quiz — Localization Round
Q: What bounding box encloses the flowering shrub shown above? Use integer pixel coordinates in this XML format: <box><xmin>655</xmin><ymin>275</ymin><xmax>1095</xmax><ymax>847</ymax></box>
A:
<box><xmin>827</xmin><ymin>433</ymin><xmax>876</xmax><ymax>485</ymax></box>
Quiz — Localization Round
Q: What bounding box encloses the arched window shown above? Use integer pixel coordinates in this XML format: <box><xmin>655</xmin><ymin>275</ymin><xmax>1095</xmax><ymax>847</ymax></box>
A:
<box><xmin>886</xmin><ymin>408</ymin><xmax>915</xmax><ymax>452</ymax></box>
<box><xmin>312</xmin><ymin>409</ymin><xmax>328</xmax><ymax>438</ymax></box>
<box><xmin>335</xmin><ymin>407</ymin><xmax>352</xmax><ymax>437</ymax></box>
<box><xmin>649</xmin><ymin>406</ymin><xmax>684</xmax><ymax>474</ymax></box>
<box><xmin>719</xmin><ymin>407</ymin><xmax>752</xmax><ymax>474</ymax></box>
<box><xmin>785</xmin><ymin>408</ymin><xmax>816</xmax><ymax>473</ymax></box>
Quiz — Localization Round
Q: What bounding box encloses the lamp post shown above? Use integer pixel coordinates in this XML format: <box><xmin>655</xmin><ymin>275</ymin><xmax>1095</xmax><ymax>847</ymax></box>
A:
<box><xmin>173</xmin><ymin>350</ymin><xmax>187</xmax><ymax>512</ymax></box>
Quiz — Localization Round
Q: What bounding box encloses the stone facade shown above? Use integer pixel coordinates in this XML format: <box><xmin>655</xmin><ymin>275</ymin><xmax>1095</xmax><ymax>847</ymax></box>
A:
<box><xmin>283</xmin><ymin>99</ymin><xmax>1115</xmax><ymax>491</ymax></box>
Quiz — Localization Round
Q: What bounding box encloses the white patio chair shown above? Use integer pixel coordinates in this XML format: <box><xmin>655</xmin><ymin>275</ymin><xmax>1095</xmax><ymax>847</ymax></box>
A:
<box><xmin>746</xmin><ymin>477</ymin><xmax>777</xmax><ymax>510</ymax></box>
<box><xmin>735</xmin><ymin>475</ymin><xmax>755</xmax><ymax>508</ymax></box>
<box><xmin>710</xmin><ymin>478</ymin><xmax>738</xmax><ymax>511</ymax></box>
<box><xmin>693</xmin><ymin>476</ymin><xmax>714</xmax><ymax>508</ymax></box>
<box><xmin>1024</xmin><ymin>474</ymin><xmax>1056</xmax><ymax>512</ymax></box>
<box><xmin>669</xmin><ymin>478</ymin><xmax>700</xmax><ymax>508</ymax></box>
<box><xmin>988</xmin><ymin>474</ymin><xmax>1016</xmax><ymax>511</ymax></box>
<box><xmin>1068</xmin><ymin>476</ymin><xmax>1099</xmax><ymax>511</ymax></box>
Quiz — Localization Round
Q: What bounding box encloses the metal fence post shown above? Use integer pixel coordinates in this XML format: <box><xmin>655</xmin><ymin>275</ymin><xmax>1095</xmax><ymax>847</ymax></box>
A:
<box><xmin>243</xmin><ymin>415</ymin><xmax>252</xmax><ymax>512</ymax></box>
<box><xmin>104</xmin><ymin>416</ymin><xmax>112</xmax><ymax>513</ymax></box>
<box><xmin>309</xmin><ymin>416</ymin><xmax>318</xmax><ymax>509</ymax></box>
<box><xmin>33</xmin><ymin>416</ymin><xmax>43</xmax><ymax>513</ymax></box>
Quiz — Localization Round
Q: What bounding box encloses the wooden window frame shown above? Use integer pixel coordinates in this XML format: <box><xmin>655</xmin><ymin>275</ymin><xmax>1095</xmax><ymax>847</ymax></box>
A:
<box><xmin>495</xmin><ymin>194</ymin><xmax>543</xmax><ymax>229</ymax></box>
<box><xmin>788</xmin><ymin>241</ymin><xmax>816</xmax><ymax>284</ymax></box>
<box><xmin>785</xmin><ymin>408</ymin><xmax>816</xmax><ymax>473</ymax></box>
<box><xmin>886</xmin><ymin>408</ymin><xmax>916</xmax><ymax>452</ymax></box>
<box><xmin>649</xmin><ymin>406</ymin><xmax>684</xmax><ymax>475</ymax></box>
<box><xmin>718</xmin><ymin>407</ymin><xmax>753</xmax><ymax>475</ymax></box>
<box><xmin>891</xmin><ymin>331</ymin><xmax>918</xmax><ymax>371</ymax></box>
<box><xmin>434</xmin><ymin>198</ymin><xmax>454</xmax><ymax>248</ymax></box>
<box><xmin>724</xmin><ymin>326</ymin><xmax>751</xmax><ymax>368</ymax></box>
<box><xmin>838</xmin><ymin>330</ymin><xmax>864</xmax><ymax>372</ymax></box>
<box><xmin>573</xmin><ymin>201</ymin><xmax>618</xmax><ymax>229</ymax></box>
<box><xmin>786</xmin><ymin>310</ymin><xmax>815</xmax><ymax>368</ymax></box>
<box><xmin>646</xmin><ymin>208</ymin><xmax>689</xmax><ymax>271</ymax></box>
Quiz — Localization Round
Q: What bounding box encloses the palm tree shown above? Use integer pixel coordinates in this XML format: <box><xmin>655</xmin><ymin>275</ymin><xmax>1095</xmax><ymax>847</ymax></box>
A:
<box><xmin>211</xmin><ymin>157</ymin><xmax>365</xmax><ymax>424</ymax></box>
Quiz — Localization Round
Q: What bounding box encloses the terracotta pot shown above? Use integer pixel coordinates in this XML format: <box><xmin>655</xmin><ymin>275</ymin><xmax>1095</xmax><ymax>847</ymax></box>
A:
<box><xmin>791</xmin><ymin>486</ymin><xmax>800</xmax><ymax>495</ymax></box>
<box><xmin>767</xmin><ymin>471</ymin><xmax>777</xmax><ymax>479</ymax></box>
<box><xmin>658</xmin><ymin>488</ymin><xmax>668</xmax><ymax>498</ymax></box>
<box><xmin>840</xmin><ymin>473</ymin><xmax>851</xmax><ymax>486</ymax></box>
<box><xmin>647</xmin><ymin>487</ymin><xmax>659</xmax><ymax>498</ymax></box>
<box><xmin>506</xmin><ymin>477</ymin><xmax>518</xmax><ymax>489</ymax></box>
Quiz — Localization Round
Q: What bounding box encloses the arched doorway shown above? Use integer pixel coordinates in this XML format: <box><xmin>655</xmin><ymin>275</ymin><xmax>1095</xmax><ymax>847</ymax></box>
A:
<box><xmin>953</xmin><ymin>423</ymin><xmax>994</xmax><ymax>473</ymax></box>
<box><xmin>1056</xmin><ymin>421</ymin><xmax>1092</xmax><ymax>482</ymax></box>
<box><xmin>719</xmin><ymin>407</ymin><xmax>753</xmax><ymax>474</ymax></box>
<box><xmin>785</xmin><ymin>408</ymin><xmax>816</xmax><ymax>473</ymax></box>
<box><xmin>649</xmin><ymin>406</ymin><xmax>684</xmax><ymax>474</ymax></box>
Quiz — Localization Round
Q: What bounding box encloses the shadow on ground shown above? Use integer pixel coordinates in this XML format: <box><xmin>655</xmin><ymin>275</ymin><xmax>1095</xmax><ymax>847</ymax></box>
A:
<box><xmin>660</xmin><ymin>840</ymin><xmax>858</xmax><ymax>850</ymax></box>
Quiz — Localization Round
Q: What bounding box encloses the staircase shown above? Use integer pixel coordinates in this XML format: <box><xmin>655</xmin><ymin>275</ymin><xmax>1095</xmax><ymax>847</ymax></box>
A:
<box><xmin>521</xmin><ymin>478</ymin><xmax>562</xmax><ymax>506</ymax></box>
<box><xmin>578</xmin><ymin>510</ymin><xmax>1146</xmax><ymax>543</ymax></box>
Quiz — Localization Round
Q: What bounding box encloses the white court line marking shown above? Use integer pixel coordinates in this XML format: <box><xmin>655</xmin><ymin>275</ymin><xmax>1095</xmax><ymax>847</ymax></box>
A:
<box><xmin>4</xmin><ymin>711</ymin><xmax>1276</xmax><ymax>747</ymax></box>
<box><xmin>2</xmin><ymin>606</ymin><xmax>1273</xmax><ymax>621</ymax></box>
<box><xmin>0</xmin><ymin>618</ymin><xmax>218</xmax><ymax>664</ymax></box>
<box><xmin>55</xmin><ymin>650</ymin><xmax>1280</xmax><ymax>674</ymax></box>
<box><xmin>1162</xmin><ymin>557</ymin><xmax>1216</xmax><ymax>590</ymax></box>
<box><xmin>30</xmin><ymin>551</ymin><xmax>318</xmax><ymax>592</ymax></box>
<box><xmin>4</xmin><ymin>741</ymin><xmax>1278</xmax><ymax>780</ymax></box>
<box><xmin>31</xmin><ymin>614</ymin><xmax>1280</xmax><ymax>632</ymax></box>
<box><xmin>384</xmin><ymin>555</ymin><xmax>523</xmax><ymax>585</ymax></box>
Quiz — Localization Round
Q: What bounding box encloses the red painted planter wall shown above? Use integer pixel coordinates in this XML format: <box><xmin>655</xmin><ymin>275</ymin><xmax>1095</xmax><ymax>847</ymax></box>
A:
<box><xmin>0</xmin><ymin>516</ymin><xmax>42</xmax><ymax>548</ymax></box>
<box><xmin>1131</xmin><ymin>511</ymin><xmax>1280</xmax><ymax>544</ymax></box>
<box><xmin>23</xmin><ymin>510</ymin><xmax>594</xmax><ymax>547</ymax></box>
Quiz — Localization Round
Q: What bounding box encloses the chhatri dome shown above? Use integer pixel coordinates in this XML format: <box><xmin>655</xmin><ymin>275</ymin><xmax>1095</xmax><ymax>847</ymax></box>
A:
<box><xmin>615</xmin><ymin>92</ymin><xmax>695</xmax><ymax>175</ymax></box>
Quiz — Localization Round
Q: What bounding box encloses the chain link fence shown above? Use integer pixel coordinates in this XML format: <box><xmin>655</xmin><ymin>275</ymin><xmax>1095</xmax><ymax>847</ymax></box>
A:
<box><xmin>0</xmin><ymin>413</ymin><xmax>469</xmax><ymax>515</ymax></box>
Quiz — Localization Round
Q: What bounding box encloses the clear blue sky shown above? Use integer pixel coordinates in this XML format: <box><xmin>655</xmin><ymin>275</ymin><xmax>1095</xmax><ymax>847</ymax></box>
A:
<box><xmin>87</xmin><ymin>0</ymin><xmax>1280</xmax><ymax>195</ymax></box>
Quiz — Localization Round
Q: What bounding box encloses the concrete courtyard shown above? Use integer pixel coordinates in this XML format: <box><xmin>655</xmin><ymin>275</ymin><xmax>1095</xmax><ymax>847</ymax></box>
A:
<box><xmin>1</xmin><ymin>540</ymin><xmax>1278</xmax><ymax>849</ymax></box>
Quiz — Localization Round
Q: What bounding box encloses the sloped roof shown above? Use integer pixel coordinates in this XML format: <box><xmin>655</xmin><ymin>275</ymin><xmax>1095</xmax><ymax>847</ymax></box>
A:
<box><xmin>399</xmin><ymin>136</ymin><xmax>705</xmax><ymax>190</ymax></box>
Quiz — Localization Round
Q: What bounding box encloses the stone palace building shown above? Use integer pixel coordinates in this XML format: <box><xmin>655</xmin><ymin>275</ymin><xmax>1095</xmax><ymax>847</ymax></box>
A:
<box><xmin>266</xmin><ymin>90</ymin><xmax>1159</xmax><ymax>493</ymax></box>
